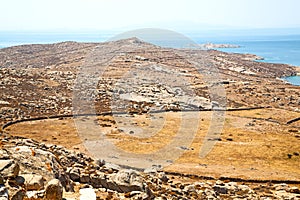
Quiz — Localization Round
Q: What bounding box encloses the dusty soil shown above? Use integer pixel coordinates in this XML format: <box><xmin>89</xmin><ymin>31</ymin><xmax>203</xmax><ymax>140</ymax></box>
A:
<box><xmin>1</xmin><ymin>38</ymin><xmax>300</xmax><ymax>184</ymax></box>
<box><xmin>6</xmin><ymin>108</ymin><xmax>300</xmax><ymax>181</ymax></box>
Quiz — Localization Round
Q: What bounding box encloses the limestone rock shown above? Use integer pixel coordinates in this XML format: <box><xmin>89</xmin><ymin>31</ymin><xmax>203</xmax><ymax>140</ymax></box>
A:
<box><xmin>25</xmin><ymin>190</ymin><xmax>44</xmax><ymax>199</ymax></box>
<box><xmin>274</xmin><ymin>183</ymin><xmax>289</xmax><ymax>191</ymax></box>
<box><xmin>9</xmin><ymin>188</ymin><xmax>25</xmax><ymax>200</ymax></box>
<box><xmin>79</xmin><ymin>188</ymin><xmax>96</xmax><ymax>200</ymax></box>
<box><xmin>0</xmin><ymin>151</ymin><xmax>9</xmax><ymax>160</ymax></box>
<box><xmin>111</xmin><ymin>169</ymin><xmax>145</xmax><ymax>193</ymax></box>
<box><xmin>14</xmin><ymin>176</ymin><xmax>25</xmax><ymax>186</ymax></box>
<box><xmin>184</xmin><ymin>184</ymin><xmax>196</xmax><ymax>193</ymax></box>
<box><xmin>22</xmin><ymin>174</ymin><xmax>44</xmax><ymax>191</ymax></box>
<box><xmin>68</xmin><ymin>167</ymin><xmax>80</xmax><ymax>182</ymax></box>
<box><xmin>157</xmin><ymin>173</ymin><xmax>169</xmax><ymax>183</ymax></box>
<box><xmin>80</xmin><ymin>173</ymin><xmax>90</xmax><ymax>183</ymax></box>
<box><xmin>90</xmin><ymin>172</ymin><xmax>107</xmax><ymax>188</ymax></box>
<box><xmin>289</xmin><ymin>186</ymin><xmax>300</xmax><ymax>194</ymax></box>
<box><xmin>95</xmin><ymin>159</ymin><xmax>105</xmax><ymax>167</ymax></box>
<box><xmin>44</xmin><ymin>179</ymin><xmax>63</xmax><ymax>200</ymax></box>
<box><xmin>0</xmin><ymin>160</ymin><xmax>19</xmax><ymax>178</ymax></box>
<box><xmin>0</xmin><ymin>185</ymin><xmax>8</xmax><ymax>200</ymax></box>
<box><xmin>213</xmin><ymin>184</ymin><xmax>228</xmax><ymax>194</ymax></box>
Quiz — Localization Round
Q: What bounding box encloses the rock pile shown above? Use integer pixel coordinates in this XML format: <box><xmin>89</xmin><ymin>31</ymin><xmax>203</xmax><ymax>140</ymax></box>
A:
<box><xmin>0</xmin><ymin>134</ymin><xmax>300</xmax><ymax>199</ymax></box>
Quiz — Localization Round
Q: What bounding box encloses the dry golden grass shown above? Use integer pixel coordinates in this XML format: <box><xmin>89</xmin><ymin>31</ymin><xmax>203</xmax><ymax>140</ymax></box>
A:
<box><xmin>166</xmin><ymin>109</ymin><xmax>300</xmax><ymax>180</ymax></box>
<box><xmin>5</xmin><ymin>108</ymin><xmax>300</xmax><ymax>180</ymax></box>
<box><xmin>107</xmin><ymin>112</ymin><xmax>181</xmax><ymax>154</ymax></box>
<box><xmin>5</xmin><ymin>118</ymin><xmax>89</xmax><ymax>154</ymax></box>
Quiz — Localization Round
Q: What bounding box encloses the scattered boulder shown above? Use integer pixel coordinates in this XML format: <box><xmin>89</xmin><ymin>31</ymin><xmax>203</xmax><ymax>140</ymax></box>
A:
<box><xmin>22</xmin><ymin>174</ymin><xmax>44</xmax><ymax>191</ymax></box>
<box><xmin>68</xmin><ymin>167</ymin><xmax>80</xmax><ymax>182</ymax></box>
<box><xmin>25</xmin><ymin>190</ymin><xmax>44</xmax><ymax>199</ymax></box>
<box><xmin>274</xmin><ymin>183</ymin><xmax>289</xmax><ymax>191</ymax></box>
<box><xmin>79</xmin><ymin>188</ymin><xmax>96</xmax><ymax>200</ymax></box>
<box><xmin>90</xmin><ymin>172</ymin><xmax>107</xmax><ymax>188</ymax></box>
<box><xmin>289</xmin><ymin>186</ymin><xmax>300</xmax><ymax>194</ymax></box>
<box><xmin>0</xmin><ymin>160</ymin><xmax>19</xmax><ymax>178</ymax></box>
<box><xmin>158</xmin><ymin>172</ymin><xmax>169</xmax><ymax>183</ymax></box>
<box><xmin>44</xmin><ymin>179</ymin><xmax>63</xmax><ymax>200</ymax></box>
<box><xmin>80</xmin><ymin>173</ymin><xmax>90</xmax><ymax>184</ymax></box>
<box><xmin>0</xmin><ymin>185</ymin><xmax>8</xmax><ymax>200</ymax></box>
<box><xmin>9</xmin><ymin>188</ymin><xmax>25</xmax><ymax>200</ymax></box>
<box><xmin>213</xmin><ymin>184</ymin><xmax>228</xmax><ymax>194</ymax></box>
<box><xmin>0</xmin><ymin>151</ymin><xmax>9</xmax><ymax>160</ymax></box>
<box><xmin>111</xmin><ymin>169</ymin><xmax>145</xmax><ymax>193</ymax></box>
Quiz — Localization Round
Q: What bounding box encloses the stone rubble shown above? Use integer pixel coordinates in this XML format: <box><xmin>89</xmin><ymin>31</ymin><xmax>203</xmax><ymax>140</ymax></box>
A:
<box><xmin>0</xmin><ymin>38</ymin><xmax>299</xmax><ymax>199</ymax></box>
<box><xmin>0</xmin><ymin>135</ymin><xmax>299</xmax><ymax>199</ymax></box>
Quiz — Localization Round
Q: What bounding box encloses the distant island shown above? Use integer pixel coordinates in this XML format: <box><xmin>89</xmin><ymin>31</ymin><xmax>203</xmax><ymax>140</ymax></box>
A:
<box><xmin>203</xmin><ymin>42</ymin><xmax>240</xmax><ymax>49</ymax></box>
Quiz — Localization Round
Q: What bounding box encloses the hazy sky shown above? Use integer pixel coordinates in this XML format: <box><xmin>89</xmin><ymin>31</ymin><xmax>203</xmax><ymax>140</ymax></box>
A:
<box><xmin>1</xmin><ymin>0</ymin><xmax>300</xmax><ymax>31</ymax></box>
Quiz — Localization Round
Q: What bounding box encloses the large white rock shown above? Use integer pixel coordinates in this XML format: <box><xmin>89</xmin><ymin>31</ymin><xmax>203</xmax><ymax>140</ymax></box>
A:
<box><xmin>79</xmin><ymin>188</ymin><xmax>96</xmax><ymax>200</ymax></box>
<box><xmin>22</xmin><ymin>174</ymin><xmax>45</xmax><ymax>190</ymax></box>
<box><xmin>111</xmin><ymin>169</ymin><xmax>144</xmax><ymax>193</ymax></box>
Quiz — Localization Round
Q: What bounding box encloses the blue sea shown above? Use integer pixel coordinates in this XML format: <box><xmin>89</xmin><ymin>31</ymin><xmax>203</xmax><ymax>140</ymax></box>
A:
<box><xmin>0</xmin><ymin>32</ymin><xmax>114</xmax><ymax>48</ymax></box>
<box><xmin>0</xmin><ymin>31</ymin><xmax>299</xmax><ymax>86</ymax></box>
<box><xmin>194</xmin><ymin>34</ymin><xmax>300</xmax><ymax>86</ymax></box>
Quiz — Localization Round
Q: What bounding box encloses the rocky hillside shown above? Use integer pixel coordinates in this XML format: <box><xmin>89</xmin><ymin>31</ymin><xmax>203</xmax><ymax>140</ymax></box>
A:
<box><xmin>1</xmin><ymin>134</ymin><xmax>300</xmax><ymax>199</ymax></box>
<box><xmin>0</xmin><ymin>39</ymin><xmax>298</xmax><ymax>126</ymax></box>
<box><xmin>0</xmin><ymin>38</ymin><xmax>299</xmax><ymax>199</ymax></box>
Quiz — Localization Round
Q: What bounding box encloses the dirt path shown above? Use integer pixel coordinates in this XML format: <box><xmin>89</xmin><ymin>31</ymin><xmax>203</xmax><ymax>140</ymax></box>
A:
<box><xmin>4</xmin><ymin>108</ymin><xmax>300</xmax><ymax>182</ymax></box>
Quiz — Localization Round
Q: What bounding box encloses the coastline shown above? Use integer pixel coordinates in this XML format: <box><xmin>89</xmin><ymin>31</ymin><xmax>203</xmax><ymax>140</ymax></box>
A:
<box><xmin>211</xmin><ymin>43</ymin><xmax>300</xmax><ymax>86</ymax></box>
<box><xmin>282</xmin><ymin>67</ymin><xmax>300</xmax><ymax>86</ymax></box>
<box><xmin>1</xmin><ymin>37</ymin><xmax>300</xmax><ymax>86</ymax></box>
